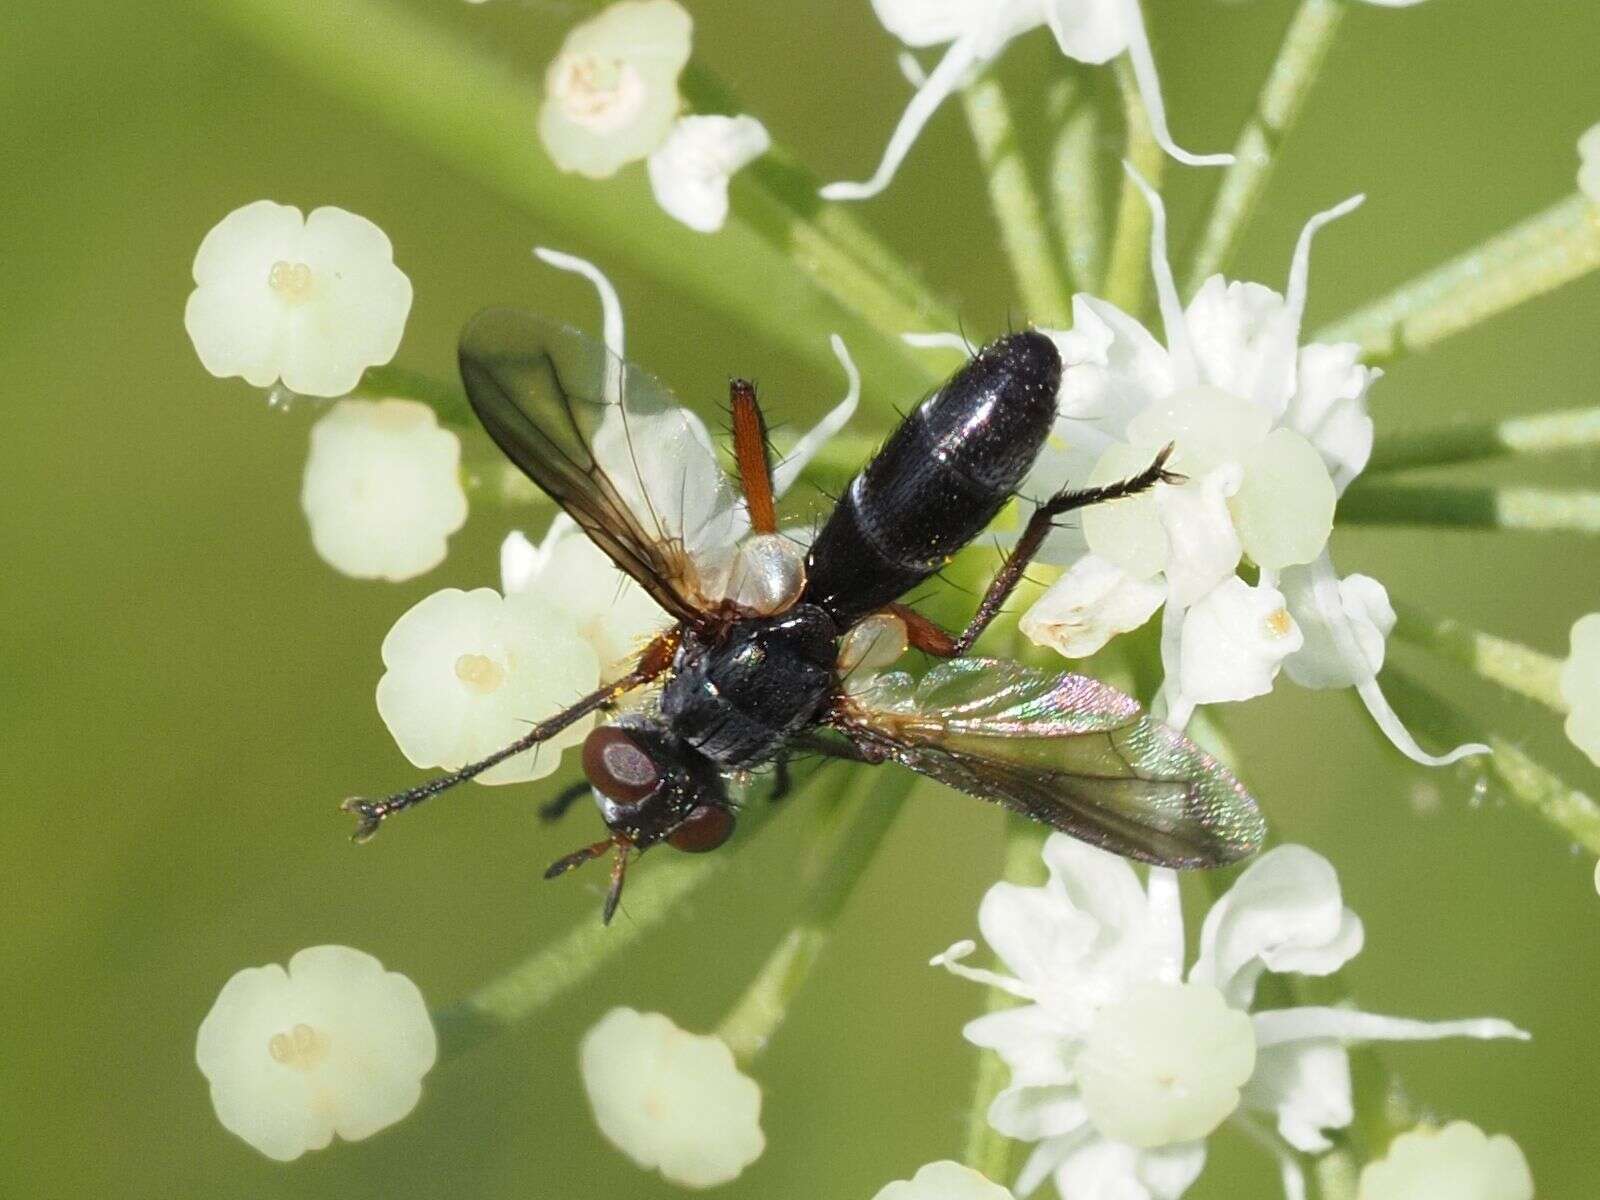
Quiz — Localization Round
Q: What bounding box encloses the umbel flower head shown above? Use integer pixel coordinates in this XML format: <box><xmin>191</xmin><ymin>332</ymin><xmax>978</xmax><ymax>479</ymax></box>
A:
<box><xmin>933</xmin><ymin>835</ymin><xmax>1526</xmax><ymax>1200</ymax></box>
<box><xmin>184</xmin><ymin>200</ymin><xmax>412</xmax><ymax>398</ymax></box>
<box><xmin>195</xmin><ymin>945</ymin><xmax>436</xmax><ymax>1161</ymax></box>
<box><xmin>300</xmin><ymin>398</ymin><xmax>467</xmax><ymax>582</ymax></box>
<box><xmin>1016</xmin><ymin>172</ymin><xmax>1484</xmax><ymax>767</ymax></box>
<box><xmin>579</xmin><ymin>1007</ymin><xmax>765</xmax><ymax>1188</ymax></box>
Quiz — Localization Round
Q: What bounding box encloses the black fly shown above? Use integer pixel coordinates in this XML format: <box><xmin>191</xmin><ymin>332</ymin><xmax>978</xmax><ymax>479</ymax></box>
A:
<box><xmin>343</xmin><ymin>309</ymin><xmax>1266</xmax><ymax>921</ymax></box>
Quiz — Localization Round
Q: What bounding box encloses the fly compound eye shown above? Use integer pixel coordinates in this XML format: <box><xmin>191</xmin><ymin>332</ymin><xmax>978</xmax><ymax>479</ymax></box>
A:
<box><xmin>582</xmin><ymin>726</ymin><xmax>661</xmax><ymax>804</ymax></box>
<box><xmin>668</xmin><ymin>804</ymin><xmax>735</xmax><ymax>853</ymax></box>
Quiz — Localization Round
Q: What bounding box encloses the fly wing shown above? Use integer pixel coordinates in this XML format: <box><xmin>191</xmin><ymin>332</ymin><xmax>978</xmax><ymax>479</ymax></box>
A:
<box><xmin>839</xmin><ymin>657</ymin><xmax>1264</xmax><ymax>868</ymax></box>
<box><xmin>459</xmin><ymin>307</ymin><xmax>742</xmax><ymax>623</ymax></box>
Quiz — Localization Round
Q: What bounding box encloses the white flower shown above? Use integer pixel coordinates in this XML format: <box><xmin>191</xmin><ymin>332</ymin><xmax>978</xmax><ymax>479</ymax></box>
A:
<box><xmin>825</xmin><ymin>0</ymin><xmax>1228</xmax><ymax>202</ymax></box>
<box><xmin>580</xmin><ymin>1007</ymin><xmax>764</xmax><ymax>1187</ymax></box>
<box><xmin>648</xmin><ymin>114</ymin><xmax>771</xmax><ymax>232</ymax></box>
<box><xmin>375</xmin><ymin>587</ymin><xmax>600</xmax><ymax>785</ymax></box>
<box><xmin>1020</xmin><ymin>554</ymin><xmax>1165</xmax><ymax>658</ymax></box>
<box><xmin>1020</xmin><ymin>171</ymin><xmax>1484</xmax><ymax>765</ymax></box>
<box><xmin>502</xmin><ymin>519</ymin><xmax>674</xmax><ymax>678</ymax></box>
<box><xmin>1581</xmin><ymin>123</ymin><xmax>1600</xmax><ymax>204</ymax></box>
<box><xmin>1178</xmin><ymin>577</ymin><xmax>1303</xmax><ymax>706</ymax></box>
<box><xmin>539</xmin><ymin>0</ymin><xmax>692</xmax><ymax>179</ymax></box>
<box><xmin>1560</xmin><ymin>612</ymin><xmax>1600</xmax><ymax>767</ymax></box>
<box><xmin>874</xmin><ymin>1161</ymin><xmax>1017</xmax><ymax>1200</ymax></box>
<box><xmin>933</xmin><ymin>836</ymin><xmax>1527</xmax><ymax>1200</ymax></box>
<box><xmin>1357</xmin><ymin>1121</ymin><xmax>1533</xmax><ymax>1200</ymax></box>
<box><xmin>195</xmin><ymin>945</ymin><xmax>436</xmax><ymax>1161</ymax></box>
<box><xmin>300</xmin><ymin>399</ymin><xmax>467</xmax><ymax>582</ymax></box>
<box><xmin>184</xmin><ymin>201</ymin><xmax>412</xmax><ymax>398</ymax></box>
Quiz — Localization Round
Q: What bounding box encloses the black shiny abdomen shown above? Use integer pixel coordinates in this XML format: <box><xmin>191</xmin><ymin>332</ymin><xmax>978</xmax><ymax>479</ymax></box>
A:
<box><xmin>661</xmin><ymin>605</ymin><xmax>839</xmax><ymax>767</ymax></box>
<box><xmin>803</xmin><ymin>332</ymin><xmax>1062</xmax><ymax>626</ymax></box>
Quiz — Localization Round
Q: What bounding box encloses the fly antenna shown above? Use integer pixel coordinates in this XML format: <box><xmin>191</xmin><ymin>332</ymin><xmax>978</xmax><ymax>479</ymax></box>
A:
<box><xmin>603</xmin><ymin>846</ymin><xmax>631</xmax><ymax>925</ymax></box>
<box><xmin>543</xmin><ymin>837</ymin><xmax>616</xmax><ymax>879</ymax></box>
<box><xmin>542</xmin><ymin>836</ymin><xmax>633</xmax><ymax>924</ymax></box>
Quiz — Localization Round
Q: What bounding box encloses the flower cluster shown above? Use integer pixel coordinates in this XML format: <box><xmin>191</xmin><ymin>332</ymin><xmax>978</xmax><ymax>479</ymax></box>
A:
<box><xmin>933</xmin><ymin>835</ymin><xmax>1526</xmax><ymax>1199</ymax></box>
<box><xmin>1011</xmin><ymin>173</ymin><xmax>1484</xmax><ymax>766</ymax></box>
<box><xmin>537</xmin><ymin>0</ymin><xmax>769</xmax><ymax>233</ymax></box>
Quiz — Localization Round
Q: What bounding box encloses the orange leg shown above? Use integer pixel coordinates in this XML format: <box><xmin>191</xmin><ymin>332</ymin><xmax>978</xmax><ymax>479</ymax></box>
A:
<box><xmin>730</xmin><ymin>379</ymin><xmax>778</xmax><ymax>535</ymax></box>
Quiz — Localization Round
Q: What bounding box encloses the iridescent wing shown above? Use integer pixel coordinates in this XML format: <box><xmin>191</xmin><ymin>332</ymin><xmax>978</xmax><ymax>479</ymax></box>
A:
<box><xmin>837</xmin><ymin>657</ymin><xmax>1265</xmax><ymax>868</ymax></box>
<box><xmin>459</xmin><ymin>307</ymin><xmax>743</xmax><ymax>624</ymax></box>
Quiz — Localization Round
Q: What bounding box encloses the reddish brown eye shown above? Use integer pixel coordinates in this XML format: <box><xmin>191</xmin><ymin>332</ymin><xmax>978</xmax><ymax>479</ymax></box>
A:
<box><xmin>668</xmin><ymin>804</ymin><xmax>735</xmax><ymax>853</ymax></box>
<box><xmin>582</xmin><ymin>727</ymin><xmax>660</xmax><ymax>803</ymax></box>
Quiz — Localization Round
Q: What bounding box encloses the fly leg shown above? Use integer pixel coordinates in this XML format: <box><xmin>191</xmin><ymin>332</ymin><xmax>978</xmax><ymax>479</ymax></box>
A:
<box><xmin>538</xmin><ymin>779</ymin><xmax>593</xmax><ymax>823</ymax></box>
<box><xmin>946</xmin><ymin>445</ymin><xmax>1177</xmax><ymax>656</ymax></box>
<box><xmin>880</xmin><ymin>447</ymin><xmax>1175</xmax><ymax>658</ymax></box>
<box><xmin>729</xmin><ymin>379</ymin><xmax>778</xmax><ymax>534</ymax></box>
<box><xmin>343</xmin><ymin>628</ymin><xmax>681</xmax><ymax>842</ymax></box>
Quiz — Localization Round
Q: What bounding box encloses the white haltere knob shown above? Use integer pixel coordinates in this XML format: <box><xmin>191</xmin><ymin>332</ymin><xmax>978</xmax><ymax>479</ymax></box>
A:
<box><xmin>723</xmin><ymin>534</ymin><xmax>808</xmax><ymax>615</ymax></box>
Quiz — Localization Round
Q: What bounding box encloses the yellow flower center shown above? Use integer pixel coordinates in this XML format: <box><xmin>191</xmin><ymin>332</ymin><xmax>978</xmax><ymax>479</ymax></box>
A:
<box><xmin>1265</xmin><ymin>607</ymin><xmax>1295</xmax><ymax>639</ymax></box>
<box><xmin>454</xmin><ymin>652</ymin><xmax>506</xmax><ymax>694</ymax></box>
<box><xmin>550</xmin><ymin>52</ymin><xmax>647</xmax><ymax>133</ymax></box>
<box><xmin>268</xmin><ymin>260</ymin><xmax>315</xmax><ymax>303</ymax></box>
<box><xmin>267</xmin><ymin>1022</ymin><xmax>330</xmax><ymax>1072</ymax></box>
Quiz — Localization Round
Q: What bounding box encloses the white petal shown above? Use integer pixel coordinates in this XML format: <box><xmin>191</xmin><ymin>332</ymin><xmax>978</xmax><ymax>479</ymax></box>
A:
<box><xmin>989</xmin><ymin>1083</ymin><xmax>1091</xmax><ymax>1142</ymax></box>
<box><xmin>1231</xmin><ymin>430</ymin><xmax>1337</xmax><ymax>571</ymax></box>
<box><xmin>1057</xmin><ymin>295</ymin><xmax>1176</xmax><ymax>436</ymax></box>
<box><xmin>1021</xmin><ymin>554</ymin><xmax>1165</xmax><ymax>659</ymax></box>
<box><xmin>1357</xmin><ymin>1121</ymin><xmax>1534</xmax><ymax>1200</ymax></box>
<box><xmin>1192</xmin><ymin>844</ymin><xmax>1363</xmax><ymax>1009</ymax></box>
<box><xmin>870</xmin><ymin>0</ymin><xmax>994</xmax><ymax>46</ymax></box>
<box><xmin>1155</xmin><ymin>467</ymin><xmax>1243</xmax><ymax>608</ymax></box>
<box><xmin>1123</xmin><ymin>164</ymin><xmax>1200</xmax><ymax>385</ymax></box>
<box><xmin>375</xmin><ymin>587</ymin><xmax>601</xmax><ymax>783</ymax></box>
<box><xmin>534</xmin><ymin>247</ymin><xmax>627</xmax><ymax>366</ymax></box>
<box><xmin>821</xmin><ymin>34</ymin><xmax>984</xmax><ymax>201</ymax></box>
<box><xmin>300</xmin><ymin>399</ymin><xmax>467</xmax><ymax>582</ymax></box>
<box><xmin>580</xmin><ymin>1008</ymin><xmax>764</xmax><ymax>1188</ymax></box>
<box><xmin>963</xmin><ymin>1002</ymin><xmax>1078</xmax><ymax>1080</ymax></box>
<box><xmin>1042</xmin><ymin>0</ymin><xmax>1128</xmax><ymax>64</ymax></box>
<box><xmin>648</xmin><ymin>114</ymin><xmax>770</xmax><ymax>233</ymax></box>
<box><xmin>1118</xmin><ymin>0</ymin><xmax>1233</xmax><ymax>167</ymax></box>
<box><xmin>1144</xmin><ymin>868</ymin><xmax>1185</xmax><ymax>985</ymax></box>
<box><xmin>1081</xmin><ymin>442</ymin><xmax>1172</xmax><ymax>581</ymax></box>
<box><xmin>1240</xmin><ymin>1039</ymin><xmax>1351</xmax><ymax>1153</ymax></box>
<box><xmin>1280</xmin><ymin>563</ymin><xmax>1392</xmax><ymax>689</ymax></box>
<box><xmin>1580</xmin><ymin>123</ymin><xmax>1600</xmax><ymax>205</ymax></box>
<box><xmin>195</xmin><ymin>946</ymin><xmax>435</xmax><ymax>1161</ymax></box>
<box><xmin>1076</xmin><ymin>981</ymin><xmax>1255</xmax><ymax>1148</ymax></box>
<box><xmin>1251</xmin><ymin>1007</ymin><xmax>1528</xmax><ymax>1048</ymax></box>
<box><xmin>1280</xmin><ymin>553</ymin><xmax>1488</xmax><ymax>765</ymax></box>
<box><xmin>1561</xmin><ymin>612</ymin><xmax>1600</xmax><ymax>767</ymax></box>
<box><xmin>285</xmin><ymin>207</ymin><xmax>413</xmax><ymax>397</ymax></box>
<box><xmin>1177</xmin><ymin>577</ymin><xmax>1303</xmax><ymax>707</ymax></box>
<box><xmin>1051</xmin><ymin>1135</ymin><xmax>1207</xmax><ymax>1200</ymax></box>
<box><xmin>1280</xmin><ymin>196</ymin><xmax>1365</xmax><ymax>385</ymax></box>
<box><xmin>1182</xmin><ymin>277</ymin><xmax>1291</xmax><ymax>414</ymax></box>
<box><xmin>979</xmin><ymin>878</ymin><xmax>1103</xmax><ymax>990</ymax></box>
<box><xmin>1283</xmin><ymin>342</ymin><xmax>1378</xmax><ymax>492</ymax></box>
<box><xmin>904</xmin><ymin>330</ymin><xmax>975</xmax><ymax>354</ymax></box>
<box><xmin>873</xmin><ymin>1160</ymin><xmax>1018</xmax><ymax>1200</ymax></box>
<box><xmin>1041</xmin><ymin>835</ymin><xmax>1154</xmax><ymax>952</ymax></box>
<box><xmin>772</xmin><ymin>333</ymin><xmax>860</xmax><ymax>496</ymax></box>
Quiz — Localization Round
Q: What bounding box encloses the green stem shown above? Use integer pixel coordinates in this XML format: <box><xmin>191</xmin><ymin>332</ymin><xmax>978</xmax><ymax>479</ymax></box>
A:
<box><xmin>960</xmin><ymin>71</ymin><xmax>1075</xmax><ymax>327</ymax></box>
<box><xmin>1391</xmin><ymin>601</ymin><xmax>1568</xmax><ymax>712</ymax></box>
<box><xmin>431</xmin><ymin>775</ymin><xmax>796</xmax><ymax>1060</ymax></box>
<box><xmin>1365</xmin><ymin>404</ymin><xmax>1600</xmax><ymax>474</ymax></box>
<box><xmin>1048</xmin><ymin>74</ymin><xmax>1106</xmax><ymax>295</ymax></box>
<box><xmin>1339</xmin><ymin>483</ymin><xmax>1600</xmax><ymax>533</ymax></box>
<box><xmin>197</xmin><ymin>0</ymin><xmax>945</xmax><ymax>412</ymax></box>
<box><xmin>1315</xmin><ymin>194</ymin><xmax>1600</xmax><ymax>363</ymax></box>
<box><xmin>961</xmin><ymin>820</ymin><xmax>1047</xmax><ymax>1181</ymax></box>
<box><xmin>715</xmin><ymin>769</ymin><xmax>915</xmax><ymax>1065</ymax></box>
<box><xmin>1103</xmin><ymin>57</ymin><xmax>1164</xmax><ymax>318</ymax></box>
<box><xmin>1384</xmin><ymin>667</ymin><xmax>1600</xmax><ymax>855</ymax></box>
<box><xmin>1183</xmin><ymin>0</ymin><xmax>1347</xmax><ymax>296</ymax></box>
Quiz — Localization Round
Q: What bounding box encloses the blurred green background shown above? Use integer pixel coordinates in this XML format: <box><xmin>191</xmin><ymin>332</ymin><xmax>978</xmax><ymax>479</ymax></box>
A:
<box><xmin>3</xmin><ymin>0</ymin><xmax>1598</xmax><ymax>1196</ymax></box>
